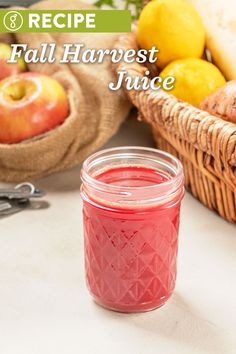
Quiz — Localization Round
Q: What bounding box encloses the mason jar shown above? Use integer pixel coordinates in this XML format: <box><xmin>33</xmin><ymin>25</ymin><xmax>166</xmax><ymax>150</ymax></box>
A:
<box><xmin>80</xmin><ymin>146</ymin><xmax>184</xmax><ymax>312</ymax></box>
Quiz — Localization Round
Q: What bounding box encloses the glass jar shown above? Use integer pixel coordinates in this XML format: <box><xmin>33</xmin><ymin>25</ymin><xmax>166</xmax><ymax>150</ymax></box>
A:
<box><xmin>80</xmin><ymin>147</ymin><xmax>184</xmax><ymax>313</ymax></box>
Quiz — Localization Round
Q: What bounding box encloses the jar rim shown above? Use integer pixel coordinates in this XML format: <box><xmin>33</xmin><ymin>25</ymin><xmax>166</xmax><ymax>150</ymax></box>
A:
<box><xmin>81</xmin><ymin>146</ymin><xmax>184</xmax><ymax>198</ymax></box>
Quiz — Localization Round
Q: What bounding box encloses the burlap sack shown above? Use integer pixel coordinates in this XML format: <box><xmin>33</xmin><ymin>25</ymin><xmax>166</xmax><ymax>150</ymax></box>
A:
<box><xmin>0</xmin><ymin>0</ymin><xmax>131</xmax><ymax>182</ymax></box>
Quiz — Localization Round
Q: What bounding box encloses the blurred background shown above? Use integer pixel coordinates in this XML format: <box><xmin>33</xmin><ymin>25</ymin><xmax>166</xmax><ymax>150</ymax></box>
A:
<box><xmin>0</xmin><ymin>1</ymin><xmax>132</xmax><ymax>13</ymax></box>
<box><xmin>0</xmin><ymin>0</ymin><xmax>39</xmax><ymax>6</ymax></box>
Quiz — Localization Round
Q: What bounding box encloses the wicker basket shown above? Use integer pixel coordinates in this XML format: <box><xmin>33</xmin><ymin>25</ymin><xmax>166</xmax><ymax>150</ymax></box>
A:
<box><xmin>115</xmin><ymin>33</ymin><xmax>236</xmax><ymax>223</ymax></box>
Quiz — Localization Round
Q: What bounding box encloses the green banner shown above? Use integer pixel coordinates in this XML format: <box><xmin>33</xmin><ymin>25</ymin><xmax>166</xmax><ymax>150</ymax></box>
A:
<box><xmin>0</xmin><ymin>9</ymin><xmax>131</xmax><ymax>33</ymax></box>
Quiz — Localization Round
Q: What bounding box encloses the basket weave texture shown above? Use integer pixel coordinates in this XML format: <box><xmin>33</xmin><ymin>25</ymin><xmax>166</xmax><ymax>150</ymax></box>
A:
<box><xmin>115</xmin><ymin>33</ymin><xmax>236</xmax><ymax>222</ymax></box>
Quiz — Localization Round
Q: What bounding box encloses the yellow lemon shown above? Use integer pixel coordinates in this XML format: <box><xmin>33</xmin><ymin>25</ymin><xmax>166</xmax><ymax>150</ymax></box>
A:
<box><xmin>160</xmin><ymin>58</ymin><xmax>226</xmax><ymax>106</ymax></box>
<box><xmin>137</xmin><ymin>0</ymin><xmax>205</xmax><ymax>68</ymax></box>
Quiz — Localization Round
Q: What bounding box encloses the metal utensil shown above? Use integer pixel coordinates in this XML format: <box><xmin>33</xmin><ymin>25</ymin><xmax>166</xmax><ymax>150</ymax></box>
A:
<box><xmin>0</xmin><ymin>182</ymin><xmax>46</xmax><ymax>218</ymax></box>
<box><xmin>0</xmin><ymin>199</ymin><xmax>30</xmax><ymax>217</ymax></box>
<box><xmin>0</xmin><ymin>201</ymin><xmax>12</xmax><ymax>212</ymax></box>
<box><xmin>0</xmin><ymin>182</ymin><xmax>45</xmax><ymax>200</ymax></box>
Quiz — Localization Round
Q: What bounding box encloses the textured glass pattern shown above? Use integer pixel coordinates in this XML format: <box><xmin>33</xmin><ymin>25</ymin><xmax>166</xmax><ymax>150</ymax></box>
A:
<box><xmin>83</xmin><ymin>203</ymin><xmax>180</xmax><ymax>312</ymax></box>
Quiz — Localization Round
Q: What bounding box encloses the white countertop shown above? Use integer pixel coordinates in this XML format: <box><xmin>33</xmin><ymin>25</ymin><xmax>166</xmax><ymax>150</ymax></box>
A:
<box><xmin>0</xmin><ymin>118</ymin><xmax>235</xmax><ymax>354</ymax></box>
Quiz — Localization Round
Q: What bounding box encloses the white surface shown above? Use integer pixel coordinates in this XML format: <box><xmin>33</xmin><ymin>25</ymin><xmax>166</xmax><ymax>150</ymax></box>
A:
<box><xmin>0</xmin><ymin>118</ymin><xmax>235</xmax><ymax>354</ymax></box>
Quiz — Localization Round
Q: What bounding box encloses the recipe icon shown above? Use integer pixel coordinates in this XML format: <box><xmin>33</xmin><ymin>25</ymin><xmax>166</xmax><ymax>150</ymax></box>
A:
<box><xmin>3</xmin><ymin>11</ymin><xmax>24</xmax><ymax>32</ymax></box>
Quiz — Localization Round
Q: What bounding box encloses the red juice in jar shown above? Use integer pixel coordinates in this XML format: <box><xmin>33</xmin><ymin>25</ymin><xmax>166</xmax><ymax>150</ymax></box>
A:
<box><xmin>81</xmin><ymin>147</ymin><xmax>184</xmax><ymax>312</ymax></box>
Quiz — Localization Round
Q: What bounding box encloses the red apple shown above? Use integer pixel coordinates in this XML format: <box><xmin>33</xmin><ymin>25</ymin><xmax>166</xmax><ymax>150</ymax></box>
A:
<box><xmin>0</xmin><ymin>43</ymin><xmax>26</xmax><ymax>81</ymax></box>
<box><xmin>0</xmin><ymin>72</ymin><xmax>70</xmax><ymax>144</ymax></box>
